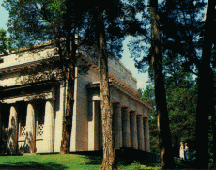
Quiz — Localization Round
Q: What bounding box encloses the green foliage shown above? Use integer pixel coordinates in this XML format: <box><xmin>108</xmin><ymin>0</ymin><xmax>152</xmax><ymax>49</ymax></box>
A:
<box><xmin>131</xmin><ymin>161</ymin><xmax>141</xmax><ymax>170</ymax></box>
<box><xmin>139</xmin><ymin>75</ymin><xmax>197</xmax><ymax>155</ymax></box>
<box><xmin>139</xmin><ymin>83</ymin><xmax>155</xmax><ymax>107</ymax></box>
<box><xmin>2</xmin><ymin>0</ymin><xmax>139</xmax><ymax>57</ymax></box>
<box><xmin>148</xmin><ymin>114</ymin><xmax>160</xmax><ymax>154</ymax></box>
<box><xmin>3</xmin><ymin>0</ymin><xmax>92</xmax><ymax>48</ymax></box>
<box><xmin>0</xmin><ymin>29</ymin><xmax>12</xmax><ymax>55</ymax></box>
<box><xmin>48</xmin><ymin>0</ymin><xmax>67</xmax><ymax>15</ymax></box>
<box><xmin>167</xmin><ymin>86</ymin><xmax>197</xmax><ymax>148</ymax></box>
<box><xmin>128</xmin><ymin>0</ymin><xmax>208</xmax><ymax>83</ymax></box>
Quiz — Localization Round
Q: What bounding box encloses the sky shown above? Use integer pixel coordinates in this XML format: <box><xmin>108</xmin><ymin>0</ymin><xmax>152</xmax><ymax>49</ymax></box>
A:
<box><xmin>0</xmin><ymin>5</ymin><xmax>149</xmax><ymax>90</ymax></box>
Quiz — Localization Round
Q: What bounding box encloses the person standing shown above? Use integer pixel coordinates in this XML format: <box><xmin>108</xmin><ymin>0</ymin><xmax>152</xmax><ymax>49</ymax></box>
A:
<box><xmin>179</xmin><ymin>142</ymin><xmax>185</xmax><ymax>160</ymax></box>
<box><xmin>184</xmin><ymin>143</ymin><xmax>189</xmax><ymax>161</ymax></box>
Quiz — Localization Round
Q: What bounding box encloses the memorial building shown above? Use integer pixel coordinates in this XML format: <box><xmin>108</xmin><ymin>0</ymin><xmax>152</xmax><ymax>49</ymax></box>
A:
<box><xmin>0</xmin><ymin>41</ymin><xmax>152</xmax><ymax>154</ymax></box>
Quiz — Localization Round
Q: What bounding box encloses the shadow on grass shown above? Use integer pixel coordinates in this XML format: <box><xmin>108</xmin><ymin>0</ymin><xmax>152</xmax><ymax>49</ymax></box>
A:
<box><xmin>74</xmin><ymin>149</ymin><xmax>161</xmax><ymax>169</ymax></box>
<box><xmin>72</xmin><ymin>151</ymin><xmax>103</xmax><ymax>165</ymax></box>
<box><xmin>0</xmin><ymin>161</ymin><xmax>68</xmax><ymax>170</ymax></box>
<box><xmin>83</xmin><ymin>155</ymin><xmax>102</xmax><ymax>165</ymax></box>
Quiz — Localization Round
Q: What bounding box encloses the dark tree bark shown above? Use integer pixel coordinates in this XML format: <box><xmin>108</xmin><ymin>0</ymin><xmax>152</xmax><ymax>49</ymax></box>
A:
<box><xmin>59</xmin><ymin>7</ymin><xmax>77</xmax><ymax>153</ymax></box>
<box><xmin>213</xmin><ymin>76</ymin><xmax>216</xmax><ymax>168</ymax></box>
<box><xmin>209</xmin><ymin>73</ymin><xmax>216</xmax><ymax>169</ymax></box>
<box><xmin>150</xmin><ymin>0</ymin><xmax>174</xmax><ymax>169</ymax></box>
<box><xmin>95</xmin><ymin>8</ymin><xmax>116</xmax><ymax>170</ymax></box>
<box><xmin>195</xmin><ymin>1</ymin><xmax>215</xmax><ymax>168</ymax></box>
<box><xmin>0</xmin><ymin>103</ymin><xmax>2</xmax><ymax>143</ymax></box>
<box><xmin>60</xmin><ymin>33</ymin><xmax>77</xmax><ymax>154</ymax></box>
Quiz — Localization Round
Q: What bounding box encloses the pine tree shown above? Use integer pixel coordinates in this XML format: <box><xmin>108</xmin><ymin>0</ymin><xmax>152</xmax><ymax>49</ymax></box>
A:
<box><xmin>194</xmin><ymin>1</ymin><xmax>216</xmax><ymax>168</ymax></box>
<box><xmin>150</xmin><ymin>1</ymin><xmax>175</xmax><ymax>168</ymax></box>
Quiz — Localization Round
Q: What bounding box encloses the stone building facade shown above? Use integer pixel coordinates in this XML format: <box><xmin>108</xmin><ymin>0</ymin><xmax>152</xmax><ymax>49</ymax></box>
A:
<box><xmin>0</xmin><ymin>42</ymin><xmax>152</xmax><ymax>154</ymax></box>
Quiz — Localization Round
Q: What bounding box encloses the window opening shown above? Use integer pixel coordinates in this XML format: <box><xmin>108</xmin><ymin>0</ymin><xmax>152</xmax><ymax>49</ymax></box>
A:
<box><xmin>35</xmin><ymin>100</ymin><xmax>45</xmax><ymax>137</ymax></box>
<box><xmin>17</xmin><ymin>102</ymin><xmax>27</xmax><ymax>138</ymax></box>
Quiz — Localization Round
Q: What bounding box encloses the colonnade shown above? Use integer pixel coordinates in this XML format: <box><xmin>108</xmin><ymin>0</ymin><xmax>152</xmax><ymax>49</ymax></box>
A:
<box><xmin>89</xmin><ymin>101</ymin><xmax>150</xmax><ymax>152</ymax></box>
<box><xmin>6</xmin><ymin>98</ymin><xmax>150</xmax><ymax>154</ymax></box>
<box><xmin>114</xmin><ymin>103</ymin><xmax>150</xmax><ymax>152</ymax></box>
<box><xmin>7</xmin><ymin>99</ymin><xmax>54</xmax><ymax>154</ymax></box>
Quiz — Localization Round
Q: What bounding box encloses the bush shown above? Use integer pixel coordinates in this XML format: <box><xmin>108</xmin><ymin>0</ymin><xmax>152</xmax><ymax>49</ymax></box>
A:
<box><xmin>189</xmin><ymin>150</ymin><xmax>196</xmax><ymax>161</ymax></box>
<box><xmin>131</xmin><ymin>161</ymin><xmax>141</xmax><ymax>170</ymax></box>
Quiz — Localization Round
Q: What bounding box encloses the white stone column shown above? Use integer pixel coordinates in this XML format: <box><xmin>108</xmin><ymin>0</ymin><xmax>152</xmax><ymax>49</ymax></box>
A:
<box><xmin>43</xmin><ymin>99</ymin><xmax>54</xmax><ymax>153</ymax></box>
<box><xmin>54</xmin><ymin>83</ymin><xmax>65</xmax><ymax>152</ymax></box>
<box><xmin>137</xmin><ymin>116</ymin><xmax>145</xmax><ymax>151</ymax></box>
<box><xmin>7</xmin><ymin>104</ymin><xmax>18</xmax><ymax>154</ymax></box>
<box><xmin>122</xmin><ymin>108</ymin><xmax>131</xmax><ymax>147</ymax></box>
<box><xmin>25</xmin><ymin>102</ymin><xmax>36</xmax><ymax>153</ymax></box>
<box><xmin>144</xmin><ymin>118</ymin><xmax>150</xmax><ymax>152</ymax></box>
<box><xmin>114</xmin><ymin>103</ymin><xmax>122</xmax><ymax>149</ymax></box>
<box><xmin>88</xmin><ymin>100</ymin><xmax>100</xmax><ymax>150</ymax></box>
<box><xmin>130</xmin><ymin>112</ymin><xmax>138</xmax><ymax>149</ymax></box>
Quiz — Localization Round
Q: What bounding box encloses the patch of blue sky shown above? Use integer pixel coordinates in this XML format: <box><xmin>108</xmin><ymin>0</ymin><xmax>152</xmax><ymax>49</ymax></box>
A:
<box><xmin>0</xmin><ymin>3</ymin><xmax>9</xmax><ymax>31</ymax></box>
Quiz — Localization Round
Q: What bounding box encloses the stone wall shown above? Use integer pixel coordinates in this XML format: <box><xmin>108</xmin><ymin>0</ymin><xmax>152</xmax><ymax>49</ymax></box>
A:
<box><xmin>0</xmin><ymin>46</ymin><xmax>54</xmax><ymax>69</ymax></box>
<box><xmin>108</xmin><ymin>57</ymin><xmax>137</xmax><ymax>90</ymax></box>
<box><xmin>78</xmin><ymin>46</ymin><xmax>137</xmax><ymax>90</ymax></box>
<box><xmin>1</xmin><ymin>45</ymin><xmax>137</xmax><ymax>90</ymax></box>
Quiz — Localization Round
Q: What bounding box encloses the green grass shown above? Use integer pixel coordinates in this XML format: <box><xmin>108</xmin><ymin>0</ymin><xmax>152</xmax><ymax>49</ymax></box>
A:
<box><xmin>0</xmin><ymin>154</ymin><xmax>161</xmax><ymax>170</ymax></box>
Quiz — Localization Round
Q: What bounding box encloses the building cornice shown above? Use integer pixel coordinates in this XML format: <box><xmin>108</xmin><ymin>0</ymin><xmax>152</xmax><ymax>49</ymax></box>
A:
<box><xmin>0</xmin><ymin>42</ymin><xmax>153</xmax><ymax>110</ymax></box>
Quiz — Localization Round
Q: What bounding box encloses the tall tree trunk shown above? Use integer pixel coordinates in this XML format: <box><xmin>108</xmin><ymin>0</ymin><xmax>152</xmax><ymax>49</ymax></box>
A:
<box><xmin>0</xmin><ymin>102</ymin><xmax>2</xmax><ymax>143</ymax></box>
<box><xmin>150</xmin><ymin>0</ymin><xmax>174</xmax><ymax>169</ymax></box>
<box><xmin>209</xmin><ymin>72</ymin><xmax>216</xmax><ymax>169</ymax></box>
<box><xmin>96</xmin><ymin>8</ymin><xmax>116</xmax><ymax>170</ymax></box>
<box><xmin>60</xmin><ymin>33</ymin><xmax>77</xmax><ymax>154</ymax></box>
<box><xmin>195</xmin><ymin>1</ymin><xmax>215</xmax><ymax>168</ymax></box>
<box><xmin>213</xmin><ymin>75</ymin><xmax>216</xmax><ymax>168</ymax></box>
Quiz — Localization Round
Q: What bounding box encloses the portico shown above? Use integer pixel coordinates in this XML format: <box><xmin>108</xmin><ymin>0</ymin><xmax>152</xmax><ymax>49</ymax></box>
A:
<box><xmin>86</xmin><ymin>82</ymin><xmax>151</xmax><ymax>152</ymax></box>
<box><xmin>1</xmin><ymin>87</ymin><xmax>55</xmax><ymax>154</ymax></box>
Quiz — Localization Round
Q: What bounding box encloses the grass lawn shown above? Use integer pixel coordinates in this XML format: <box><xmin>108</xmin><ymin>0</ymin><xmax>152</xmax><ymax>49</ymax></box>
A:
<box><xmin>0</xmin><ymin>154</ymin><xmax>161</xmax><ymax>170</ymax></box>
